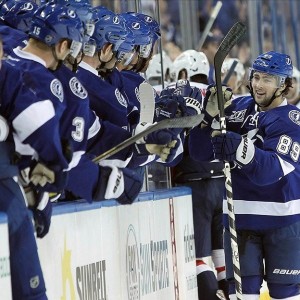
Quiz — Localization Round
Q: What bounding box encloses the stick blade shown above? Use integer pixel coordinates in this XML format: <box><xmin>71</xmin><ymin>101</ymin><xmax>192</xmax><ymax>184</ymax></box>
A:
<box><xmin>92</xmin><ymin>114</ymin><xmax>203</xmax><ymax>163</ymax></box>
<box><xmin>138</xmin><ymin>82</ymin><xmax>156</xmax><ymax>123</ymax></box>
<box><xmin>158</xmin><ymin>113</ymin><xmax>204</xmax><ymax>129</ymax></box>
<box><xmin>214</xmin><ymin>22</ymin><xmax>247</xmax><ymax>66</ymax></box>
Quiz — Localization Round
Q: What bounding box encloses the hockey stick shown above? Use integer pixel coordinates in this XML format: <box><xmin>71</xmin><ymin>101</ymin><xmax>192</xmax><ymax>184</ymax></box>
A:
<box><xmin>222</xmin><ymin>59</ymin><xmax>238</xmax><ymax>86</ymax></box>
<box><xmin>198</xmin><ymin>1</ymin><xmax>223</xmax><ymax>50</ymax></box>
<box><xmin>92</xmin><ymin>114</ymin><xmax>203</xmax><ymax>164</ymax></box>
<box><xmin>214</xmin><ymin>22</ymin><xmax>246</xmax><ymax>300</ymax></box>
<box><xmin>138</xmin><ymin>82</ymin><xmax>155</xmax><ymax>123</ymax></box>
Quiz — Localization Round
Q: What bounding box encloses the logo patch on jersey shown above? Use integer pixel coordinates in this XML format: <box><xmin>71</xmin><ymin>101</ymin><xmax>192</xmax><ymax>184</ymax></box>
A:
<box><xmin>50</xmin><ymin>79</ymin><xmax>64</xmax><ymax>102</ymax></box>
<box><xmin>22</xmin><ymin>2</ymin><xmax>34</xmax><ymax>10</ymax></box>
<box><xmin>30</xmin><ymin>275</ymin><xmax>40</xmax><ymax>289</ymax></box>
<box><xmin>228</xmin><ymin>109</ymin><xmax>246</xmax><ymax>123</ymax></box>
<box><xmin>69</xmin><ymin>77</ymin><xmax>88</xmax><ymax>99</ymax></box>
<box><xmin>115</xmin><ymin>89</ymin><xmax>127</xmax><ymax>107</ymax></box>
<box><xmin>67</xmin><ymin>9</ymin><xmax>77</xmax><ymax>18</ymax></box>
<box><xmin>289</xmin><ymin>110</ymin><xmax>300</xmax><ymax>126</ymax></box>
<box><xmin>135</xmin><ymin>87</ymin><xmax>141</xmax><ymax>102</ymax></box>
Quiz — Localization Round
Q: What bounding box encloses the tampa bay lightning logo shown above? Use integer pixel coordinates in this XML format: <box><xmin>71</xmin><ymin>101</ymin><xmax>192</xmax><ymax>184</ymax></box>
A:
<box><xmin>69</xmin><ymin>77</ymin><xmax>88</xmax><ymax>99</ymax></box>
<box><xmin>132</xmin><ymin>22</ymin><xmax>140</xmax><ymax>30</ymax></box>
<box><xmin>50</xmin><ymin>79</ymin><xmax>64</xmax><ymax>102</ymax></box>
<box><xmin>286</xmin><ymin>57</ymin><xmax>292</xmax><ymax>65</ymax></box>
<box><xmin>135</xmin><ymin>87</ymin><xmax>140</xmax><ymax>102</ymax></box>
<box><xmin>67</xmin><ymin>9</ymin><xmax>76</xmax><ymax>18</ymax></box>
<box><xmin>113</xmin><ymin>16</ymin><xmax>120</xmax><ymax>24</ymax></box>
<box><xmin>115</xmin><ymin>89</ymin><xmax>127</xmax><ymax>107</ymax></box>
<box><xmin>21</xmin><ymin>2</ymin><xmax>34</xmax><ymax>10</ymax></box>
<box><xmin>45</xmin><ymin>34</ymin><xmax>53</xmax><ymax>43</ymax></box>
<box><xmin>289</xmin><ymin>110</ymin><xmax>300</xmax><ymax>126</ymax></box>
<box><xmin>144</xmin><ymin>16</ymin><xmax>153</xmax><ymax>23</ymax></box>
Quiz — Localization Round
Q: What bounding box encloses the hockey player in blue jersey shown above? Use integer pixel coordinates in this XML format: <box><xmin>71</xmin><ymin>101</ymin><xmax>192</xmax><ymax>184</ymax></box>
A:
<box><xmin>48</xmin><ymin>3</ymin><xmax>146</xmax><ymax>206</ymax></box>
<box><xmin>77</xmin><ymin>7</ymin><xmax>133</xmax><ymax>129</ymax></box>
<box><xmin>0</xmin><ymin>27</ymin><xmax>74</xmax><ymax>298</ymax></box>
<box><xmin>78</xmin><ymin>7</ymin><xmax>179</xmax><ymax>163</ymax></box>
<box><xmin>190</xmin><ymin>51</ymin><xmax>300</xmax><ymax>299</ymax></box>
<box><xmin>111</xmin><ymin>12</ymin><xmax>156</xmax><ymax>112</ymax></box>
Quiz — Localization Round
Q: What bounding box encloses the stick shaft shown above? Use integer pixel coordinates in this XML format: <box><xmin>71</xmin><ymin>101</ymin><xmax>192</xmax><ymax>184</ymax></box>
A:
<box><xmin>93</xmin><ymin>114</ymin><xmax>203</xmax><ymax>163</ymax></box>
<box><xmin>214</xmin><ymin>22</ymin><xmax>246</xmax><ymax>300</ymax></box>
<box><xmin>198</xmin><ymin>1</ymin><xmax>223</xmax><ymax>50</ymax></box>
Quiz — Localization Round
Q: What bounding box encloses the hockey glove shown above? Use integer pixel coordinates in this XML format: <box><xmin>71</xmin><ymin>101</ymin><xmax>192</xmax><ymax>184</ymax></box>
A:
<box><xmin>27</xmin><ymin>162</ymin><xmax>68</xmax><ymax>192</ymax></box>
<box><xmin>94</xmin><ymin>165</ymin><xmax>143</xmax><ymax>204</ymax></box>
<box><xmin>133</xmin><ymin>122</ymin><xmax>178</xmax><ymax>145</ymax></box>
<box><xmin>173</xmin><ymin>79</ymin><xmax>203</xmax><ymax>116</ymax></box>
<box><xmin>211</xmin><ymin>131</ymin><xmax>255</xmax><ymax>166</ymax></box>
<box><xmin>202</xmin><ymin>85</ymin><xmax>233</xmax><ymax>126</ymax></box>
<box><xmin>32</xmin><ymin>192</ymin><xmax>53</xmax><ymax>238</ymax></box>
<box><xmin>127</xmin><ymin>103</ymin><xmax>139</xmax><ymax>127</ymax></box>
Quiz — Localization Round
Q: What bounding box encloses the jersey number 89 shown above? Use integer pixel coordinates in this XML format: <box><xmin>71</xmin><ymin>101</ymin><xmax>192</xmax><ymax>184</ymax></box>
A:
<box><xmin>277</xmin><ymin>135</ymin><xmax>300</xmax><ymax>162</ymax></box>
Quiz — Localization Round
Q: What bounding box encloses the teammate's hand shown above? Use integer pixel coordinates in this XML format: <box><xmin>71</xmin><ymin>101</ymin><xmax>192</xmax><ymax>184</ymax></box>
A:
<box><xmin>146</xmin><ymin>139</ymin><xmax>179</xmax><ymax>162</ymax></box>
<box><xmin>133</xmin><ymin>122</ymin><xmax>177</xmax><ymax>145</ymax></box>
<box><xmin>173</xmin><ymin>79</ymin><xmax>203</xmax><ymax>116</ymax></box>
<box><xmin>30</xmin><ymin>163</ymin><xmax>55</xmax><ymax>187</ymax></box>
<box><xmin>211</xmin><ymin>131</ymin><xmax>255</xmax><ymax>166</ymax></box>
<box><xmin>202</xmin><ymin>85</ymin><xmax>233</xmax><ymax>125</ymax></box>
<box><xmin>32</xmin><ymin>192</ymin><xmax>53</xmax><ymax>238</ymax></box>
<box><xmin>26</xmin><ymin>161</ymin><xmax>68</xmax><ymax>193</ymax></box>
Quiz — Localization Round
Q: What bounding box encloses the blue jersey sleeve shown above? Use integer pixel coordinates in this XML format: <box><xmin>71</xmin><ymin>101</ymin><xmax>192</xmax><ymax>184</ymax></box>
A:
<box><xmin>0</xmin><ymin>61</ymin><xmax>69</xmax><ymax>171</ymax></box>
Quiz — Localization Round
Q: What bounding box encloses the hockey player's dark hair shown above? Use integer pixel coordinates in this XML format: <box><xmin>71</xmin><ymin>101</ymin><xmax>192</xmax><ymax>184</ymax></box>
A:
<box><xmin>283</xmin><ymin>77</ymin><xmax>293</xmax><ymax>96</ymax></box>
<box><xmin>190</xmin><ymin>74</ymin><xmax>209</xmax><ymax>85</ymax></box>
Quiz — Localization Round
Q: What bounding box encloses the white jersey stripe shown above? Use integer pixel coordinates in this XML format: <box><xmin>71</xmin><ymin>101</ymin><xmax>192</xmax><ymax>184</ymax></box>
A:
<box><xmin>223</xmin><ymin>198</ymin><xmax>300</xmax><ymax>216</ymax></box>
<box><xmin>13</xmin><ymin>100</ymin><xmax>55</xmax><ymax>142</ymax></box>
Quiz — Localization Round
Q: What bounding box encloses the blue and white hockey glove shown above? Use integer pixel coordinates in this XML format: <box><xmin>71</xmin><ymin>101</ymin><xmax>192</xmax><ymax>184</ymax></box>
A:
<box><xmin>173</xmin><ymin>79</ymin><xmax>203</xmax><ymax>116</ymax></box>
<box><xmin>94</xmin><ymin>164</ymin><xmax>143</xmax><ymax>204</ymax></box>
<box><xmin>211</xmin><ymin>131</ymin><xmax>255</xmax><ymax>166</ymax></box>
<box><xmin>32</xmin><ymin>192</ymin><xmax>53</xmax><ymax>238</ymax></box>
<box><xmin>202</xmin><ymin>84</ymin><xmax>233</xmax><ymax>126</ymax></box>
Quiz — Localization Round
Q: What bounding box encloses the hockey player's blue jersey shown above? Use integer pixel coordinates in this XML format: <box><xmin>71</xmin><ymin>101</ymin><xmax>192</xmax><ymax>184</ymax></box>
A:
<box><xmin>77</xmin><ymin>62</ymin><xmax>129</xmax><ymax>130</ymax></box>
<box><xmin>190</xmin><ymin>96</ymin><xmax>300</xmax><ymax>230</ymax></box>
<box><xmin>0</xmin><ymin>58</ymin><xmax>69</xmax><ymax>172</ymax></box>
<box><xmin>54</xmin><ymin>65</ymin><xmax>133</xmax><ymax>201</ymax></box>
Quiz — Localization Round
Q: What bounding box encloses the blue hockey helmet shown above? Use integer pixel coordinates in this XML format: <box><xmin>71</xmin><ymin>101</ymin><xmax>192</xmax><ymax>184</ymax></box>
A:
<box><xmin>29</xmin><ymin>3</ymin><xmax>84</xmax><ymax>57</ymax></box>
<box><xmin>119</xmin><ymin>13</ymin><xmax>152</xmax><ymax>58</ymax></box>
<box><xmin>0</xmin><ymin>0</ymin><xmax>7</xmax><ymax>9</ymax></box>
<box><xmin>0</xmin><ymin>0</ymin><xmax>38</xmax><ymax>33</ymax></box>
<box><xmin>251</xmin><ymin>51</ymin><xmax>293</xmax><ymax>79</ymax></box>
<box><xmin>44</xmin><ymin>0</ymin><xmax>95</xmax><ymax>40</ymax></box>
<box><xmin>83</xmin><ymin>7</ymin><xmax>128</xmax><ymax>56</ymax></box>
<box><xmin>126</xmin><ymin>12</ymin><xmax>160</xmax><ymax>43</ymax></box>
